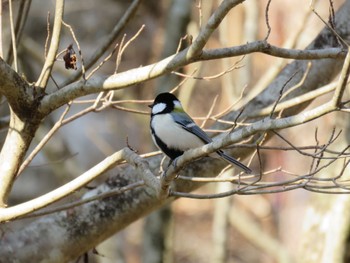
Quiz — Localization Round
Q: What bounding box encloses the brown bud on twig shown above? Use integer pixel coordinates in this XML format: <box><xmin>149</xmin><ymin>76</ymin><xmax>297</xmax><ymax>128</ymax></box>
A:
<box><xmin>63</xmin><ymin>44</ymin><xmax>77</xmax><ymax>70</ymax></box>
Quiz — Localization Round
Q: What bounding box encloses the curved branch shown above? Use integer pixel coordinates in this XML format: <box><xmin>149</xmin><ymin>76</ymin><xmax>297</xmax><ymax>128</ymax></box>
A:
<box><xmin>39</xmin><ymin>0</ymin><xmax>350</xmax><ymax>115</ymax></box>
<box><xmin>200</xmin><ymin>41</ymin><xmax>345</xmax><ymax>60</ymax></box>
<box><xmin>0</xmin><ymin>147</ymin><xmax>159</xmax><ymax>222</ymax></box>
<box><xmin>39</xmin><ymin>43</ymin><xmax>346</xmax><ymax>116</ymax></box>
<box><xmin>0</xmin><ymin>58</ymin><xmax>33</xmax><ymax>115</ymax></box>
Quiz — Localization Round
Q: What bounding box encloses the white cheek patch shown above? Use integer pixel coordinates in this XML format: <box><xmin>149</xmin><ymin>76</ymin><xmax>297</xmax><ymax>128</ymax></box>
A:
<box><xmin>152</xmin><ymin>103</ymin><xmax>166</xmax><ymax>114</ymax></box>
<box><xmin>174</xmin><ymin>100</ymin><xmax>182</xmax><ymax>109</ymax></box>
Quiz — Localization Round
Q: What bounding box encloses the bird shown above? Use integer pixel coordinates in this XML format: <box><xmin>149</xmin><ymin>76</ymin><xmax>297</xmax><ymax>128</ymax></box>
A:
<box><xmin>149</xmin><ymin>92</ymin><xmax>252</xmax><ymax>174</ymax></box>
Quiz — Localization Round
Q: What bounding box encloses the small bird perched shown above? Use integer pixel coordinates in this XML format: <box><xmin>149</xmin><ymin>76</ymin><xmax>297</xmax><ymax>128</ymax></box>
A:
<box><xmin>149</xmin><ymin>92</ymin><xmax>251</xmax><ymax>174</ymax></box>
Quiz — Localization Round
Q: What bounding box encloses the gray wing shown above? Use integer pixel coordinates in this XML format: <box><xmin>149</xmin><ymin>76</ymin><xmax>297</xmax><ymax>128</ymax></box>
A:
<box><xmin>173</xmin><ymin>112</ymin><xmax>252</xmax><ymax>174</ymax></box>
<box><xmin>172</xmin><ymin>112</ymin><xmax>212</xmax><ymax>144</ymax></box>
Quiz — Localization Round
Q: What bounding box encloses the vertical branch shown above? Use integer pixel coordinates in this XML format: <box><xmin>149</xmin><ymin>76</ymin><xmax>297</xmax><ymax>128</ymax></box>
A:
<box><xmin>0</xmin><ymin>112</ymin><xmax>41</xmax><ymax>207</ymax></box>
<box><xmin>211</xmin><ymin>171</ymin><xmax>233</xmax><ymax>263</ymax></box>
<box><xmin>62</xmin><ymin>20</ymin><xmax>86</xmax><ymax>79</ymax></box>
<box><xmin>186</xmin><ymin>0</ymin><xmax>245</xmax><ymax>59</ymax></box>
<box><xmin>17</xmin><ymin>102</ymin><xmax>72</xmax><ymax>176</ymax></box>
<box><xmin>6</xmin><ymin>0</ymin><xmax>32</xmax><ymax>65</ymax></box>
<box><xmin>264</xmin><ymin>0</ymin><xmax>272</xmax><ymax>41</ymax></box>
<box><xmin>331</xmin><ymin>49</ymin><xmax>350</xmax><ymax>107</ymax></box>
<box><xmin>9</xmin><ymin>0</ymin><xmax>18</xmax><ymax>71</ymax></box>
<box><xmin>35</xmin><ymin>0</ymin><xmax>65</xmax><ymax>89</ymax></box>
<box><xmin>45</xmin><ymin>12</ymin><xmax>51</xmax><ymax>58</ymax></box>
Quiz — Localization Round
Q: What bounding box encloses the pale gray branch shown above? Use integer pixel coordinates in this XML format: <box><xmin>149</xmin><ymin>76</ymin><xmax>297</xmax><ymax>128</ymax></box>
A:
<box><xmin>0</xmin><ymin>147</ymin><xmax>159</xmax><ymax>222</ymax></box>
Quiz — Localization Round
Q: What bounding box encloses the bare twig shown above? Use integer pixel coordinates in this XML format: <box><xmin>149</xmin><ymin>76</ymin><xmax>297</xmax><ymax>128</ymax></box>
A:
<box><xmin>17</xmin><ymin>102</ymin><xmax>73</xmax><ymax>176</ymax></box>
<box><xmin>171</xmin><ymin>61</ymin><xmax>244</xmax><ymax>81</ymax></box>
<box><xmin>87</xmin><ymin>42</ymin><xmax>119</xmax><ymax>79</ymax></box>
<box><xmin>62</xmin><ymin>20</ymin><xmax>86</xmax><ymax>79</ymax></box>
<box><xmin>44</xmin><ymin>12</ymin><xmax>51</xmax><ymax>58</ymax></box>
<box><xmin>196</xmin><ymin>0</ymin><xmax>203</xmax><ymax>28</ymax></box>
<box><xmin>200</xmin><ymin>95</ymin><xmax>218</xmax><ymax>128</ymax></box>
<box><xmin>264</xmin><ymin>0</ymin><xmax>272</xmax><ymax>41</ymax></box>
<box><xmin>35</xmin><ymin>0</ymin><xmax>64</xmax><ymax>89</ymax></box>
<box><xmin>250</xmin><ymin>80</ymin><xmax>338</xmax><ymax>118</ymax></box>
<box><xmin>310</xmin><ymin>3</ymin><xmax>347</xmax><ymax>47</ymax></box>
<box><xmin>114</xmin><ymin>25</ymin><xmax>145</xmax><ymax>74</ymax></box>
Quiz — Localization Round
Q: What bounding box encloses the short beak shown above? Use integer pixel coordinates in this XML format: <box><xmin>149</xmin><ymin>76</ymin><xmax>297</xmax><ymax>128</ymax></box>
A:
<box><xmin>148</xmin><ymin>104</ymin><xmax>153</xmax><ymax>108</ymax></box>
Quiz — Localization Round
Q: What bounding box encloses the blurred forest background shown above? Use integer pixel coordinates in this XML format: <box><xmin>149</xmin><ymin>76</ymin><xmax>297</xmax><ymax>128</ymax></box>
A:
<box><xmin>1</xmin><ymin>0</ymin><xmax>349</xmax><ymax>262</ymax></box>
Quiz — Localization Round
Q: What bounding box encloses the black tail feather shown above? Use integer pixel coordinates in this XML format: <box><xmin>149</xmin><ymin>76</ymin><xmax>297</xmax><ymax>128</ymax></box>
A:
<box><xmin>217</xmin><ymin>151</ymin><xmax>252</xmax><ymax>174</ymax></box>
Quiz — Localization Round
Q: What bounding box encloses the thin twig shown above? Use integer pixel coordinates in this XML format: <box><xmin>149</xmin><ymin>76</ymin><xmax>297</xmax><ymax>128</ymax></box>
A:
<box><xmin>200</xmin><ymin>95</ymin><xmax>218</xmax><ymax>128</ymax></box>
<box><xmin>172</xmin><ymin>62</ymin><xmax>244</xmax><ymax>81</ymax></box>
<box><xmin>87</xmin><ymin>42</ymin><xmax>119</xmax><ymax>79</ymax></box>
<box><xmin>250</xmin><ymin>80</ymin><xmax>337</xmax><ymax>118</ymax></box>
<box><xmin>310</xmin><ymin>4</ymin><xmax>348</xmax><ymax>47</ymax></box>
<box><xmin>36</xmin><ymin>0</ymin><xmax>64</xmax><ymax>89</ymax></box>
<box><xmin>62</xmin><ymin>20</ymin><xmax>86</xmax><ymax>80</ymax></box>
<box><xmin>17</xmin><ymin>102</ymin><xmax>73</xmax><ymax>176</ymax></box>
<box><xmin>114</xmin><ymin>25</ymin><xmax>145</xmax><ymax>74</ymax></box>
<box><xmin>6</xmin><ymin>0</ymin><xmax>32</xmax><ymax>64</ymax></box>
<box><xmin>269</xmin><ymin>70</ymin><xmax>299</xmax><ymax>118</ymax></box>
<box><xmin>45</xmin><ymin>12</ymin><xmax>50</xmax><ymax>58</ymax></box>
<box><xmin>264</xmin><ymin>0</ymin><xmax>272</xmax><ymax>41</ymax></box>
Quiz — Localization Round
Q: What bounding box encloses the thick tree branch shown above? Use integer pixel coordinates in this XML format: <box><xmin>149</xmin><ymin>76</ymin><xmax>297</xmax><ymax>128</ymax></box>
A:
<box><xmin>0</xmin><ymin>58</ymin><xmax>34</xmax><ymax>116</ymax></box>
<box><xmin>200</xmin><ymin>41</ymin><xmax>345</xmax><ymax>60</ymax></box>
<box><xmin>0</xmin><ymin>148</ymin><xmax>159</xmax><ymax>222</ymax></box>
<box><xmin>38</xmin><ymin>0</ymin><xmax>350</xmax><ymax>116</ymax></box>
<box><xmin>38</xmin><ymin>43</ymin><xmax>346</xmax><ymax>116</ymax></box>
<box><xmin>0</xmin><ymin>58</ymin><xmax>42</xmax><ymax>207</ymax></box>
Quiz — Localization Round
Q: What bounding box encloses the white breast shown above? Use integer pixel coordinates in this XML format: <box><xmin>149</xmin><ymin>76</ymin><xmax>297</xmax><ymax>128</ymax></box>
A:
<box><xmin>151</xmin><ymin>114</ymin><xmax>204</xmax><ymax>150</ymax></box>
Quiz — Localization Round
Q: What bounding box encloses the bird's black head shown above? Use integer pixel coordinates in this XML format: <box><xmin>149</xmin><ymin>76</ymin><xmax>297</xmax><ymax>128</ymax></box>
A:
<box><xmin>149</xmin><ymin>92</ymin><xmax>181</xmax><ymax>115</ymax></box>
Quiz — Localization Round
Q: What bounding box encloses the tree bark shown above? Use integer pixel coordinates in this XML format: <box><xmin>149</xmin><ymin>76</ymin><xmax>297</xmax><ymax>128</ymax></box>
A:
<box><xmin>0</xmin><ymin>58</ymin><xmax>43</xmax><ymax>206</ymax></box>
